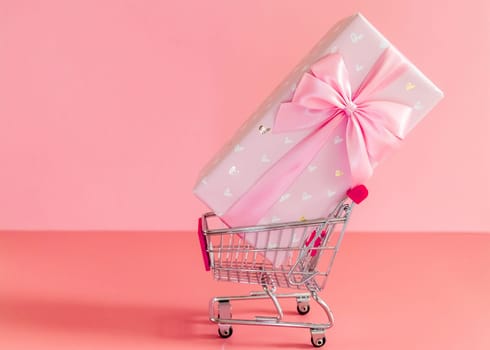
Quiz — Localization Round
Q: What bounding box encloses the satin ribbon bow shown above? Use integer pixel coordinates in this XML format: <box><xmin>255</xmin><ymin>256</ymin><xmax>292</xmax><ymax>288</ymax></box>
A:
<box><xmin>274</xmin><ymin>47</ymin><xmax>412</xmax><ymax>184</ymax></box>
<box><xmin>222</xmin><ymin>48</ymin><xmax>412</xmax><ymax>226</ymax></box>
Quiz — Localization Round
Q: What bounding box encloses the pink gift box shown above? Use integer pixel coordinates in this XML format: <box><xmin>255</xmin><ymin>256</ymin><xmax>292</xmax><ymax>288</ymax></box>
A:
<box><xmin>194</xmin><ymin>13</ymin><xmax>443</xmax><ymax>264</ymax></box>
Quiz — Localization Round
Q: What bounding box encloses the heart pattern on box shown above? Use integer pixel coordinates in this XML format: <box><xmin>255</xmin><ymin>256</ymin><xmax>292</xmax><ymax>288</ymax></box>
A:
<box><xmin>350</xmin><ymin>32</ymin><xmax>364</xmax><ymax>43</ymax></box>
<box><xmin>405</xmin><ymin>82</ymin><xmax>416</xmax><ymax>91</ymax></box>
<box><xmin>308</xmin><ymin>165</ymin><xmax>317</xmax><ymax>172</ymax></box>
<box><xmin>261</xmin><ymin>154</ymin><xmax>271</xmax><ymax>163</ymax></box>
<box><xmin>258</xmin><ymin>125</ymin><xmax>271</xmax><ymax>134</ymax></box>
<box><xmin>234</xmin><ymin>144</ymin><xmax>244</xmax><ymax>153</ymax></box>
<box><xmin>302</xmin><ymin>192</ymin><xmax>312</xmax><ymax>201</ymax></box>
<box><xmin>228</xmin><ymin>166</ymin><xmax>239</xmax><ymax>176</ymax></box>
<box><xmin>224</xmin><ymin>188</ymin><xmax>232</xmax><ymax>197</ymax></box>
<box><xmin>271</xmin><ymin>216</ymin><xmax>281</xmax><ymax>223</ymax></box>
<box><xmin>267</xmin><ymin>241</ymin><xmax>279</xmax><ymax>248</ymax></box>
<box><xmin>279</xmin><ymin>193</ymin><xmax>291</xmax><ymax>202</ymax></box>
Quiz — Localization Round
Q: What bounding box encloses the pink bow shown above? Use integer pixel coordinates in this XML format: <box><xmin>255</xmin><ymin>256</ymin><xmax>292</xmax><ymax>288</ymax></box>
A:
<box><xmin>221</xmin><ymin>48</ymin><xmax>412</xmax><ymax>226</ymax></box>
<box><xmin>274</xmin><ymin>47</ymin><xmax>412</xmax><ymax>184</ymax></box>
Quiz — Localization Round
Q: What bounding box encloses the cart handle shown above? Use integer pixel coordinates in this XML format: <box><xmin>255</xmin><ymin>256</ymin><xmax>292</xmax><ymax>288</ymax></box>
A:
<box><xmin>347</xmin><ymin>185</ymin><xmax>368</xmax><ymax>204</ymax></box>
<box><xmin>197</xmin><ymin>217</ymin><xmax>211</xmax><ymax>271</ymax></box>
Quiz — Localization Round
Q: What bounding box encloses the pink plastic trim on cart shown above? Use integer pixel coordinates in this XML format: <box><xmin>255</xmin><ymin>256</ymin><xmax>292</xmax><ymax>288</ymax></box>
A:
<box><xmin>305</xmin><ymin>230</ymin><xmax>327</xmax><ymax>257</ymax></box>
<box><xmin>198</xmin><ymin>218</ymin><xmax>211</xmax><ymax>271</ymax></box>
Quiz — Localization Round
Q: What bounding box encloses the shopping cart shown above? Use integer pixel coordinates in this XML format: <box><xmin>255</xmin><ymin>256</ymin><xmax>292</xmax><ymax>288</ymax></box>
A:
<box><xmin>198</xmin><ymin>185</ymin><xmax>368</xmax><ymax>347</ymax></box>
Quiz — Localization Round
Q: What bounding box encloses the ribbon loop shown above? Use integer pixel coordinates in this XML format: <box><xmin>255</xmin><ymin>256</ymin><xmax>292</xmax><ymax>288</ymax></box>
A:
<box><xmin>273</xmin><ymin>47</ymin><xmax>412</xmax><ymax>185</ymax></box>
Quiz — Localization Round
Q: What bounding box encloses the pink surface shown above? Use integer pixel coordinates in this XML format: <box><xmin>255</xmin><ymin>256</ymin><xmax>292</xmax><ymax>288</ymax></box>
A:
<box><xmin>0</xmin><ymin>231</ymin><xmax>489</xmax><ymax>349</ymax></box>
<box><xmin>0</xmin><ymin>0</ymin><xmax>489</xmax><ymax>231</ymax></box>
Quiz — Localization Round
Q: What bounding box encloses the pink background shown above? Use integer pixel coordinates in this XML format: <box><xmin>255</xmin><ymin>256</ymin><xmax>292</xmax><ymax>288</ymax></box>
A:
<box><xmin>0</xmin><ymin>0</ymin><xmax>489</xmax><ymax>232</ymax></box>
<box><xmin>0</xmin><ymin>3</ymin><xmax>489</xmax><ymax>349</ymax></box>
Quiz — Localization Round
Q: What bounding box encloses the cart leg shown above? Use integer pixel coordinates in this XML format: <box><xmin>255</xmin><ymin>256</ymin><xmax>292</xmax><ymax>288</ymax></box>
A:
<box><xmin>311</xmin><ymin>291</ymin><xmax>334</xmax><ymax>326</ymax></box>
<box><xmin>262</xmin><ymin>284</ymin><xmax>283</xmax><ymax>321</ymax></box>
<box><xmin>217</xmin><ymin>300</ymin><xmax>233</xmax><ymax>338</ymax></box>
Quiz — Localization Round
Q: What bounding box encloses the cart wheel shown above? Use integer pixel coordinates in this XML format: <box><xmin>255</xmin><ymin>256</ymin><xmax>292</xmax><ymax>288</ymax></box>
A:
<box><xmin>310</xmin><ymin>335</ymin><xmax>326</xmax><ymax>348</ymax></box>
<box><xmin>218</xmin><ymin>326</ymin><xmax>233</xmax><ymax>338</ymax></box>
<box><xmin>297</xmin><ymin>302</ymin><xmax>310</xmax><ymax>315</ymax></box>
<box><xmin>310</xmin><ymin>329</ymin><xmax>326</xmax><ymax>348</ymax></box>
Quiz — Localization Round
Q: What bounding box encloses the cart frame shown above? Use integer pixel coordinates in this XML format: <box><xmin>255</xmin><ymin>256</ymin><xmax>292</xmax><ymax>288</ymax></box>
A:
<box><xmin>198</xmin><ymin>186</ymin><xmax>367</xmax><ymax>347</ymax></box>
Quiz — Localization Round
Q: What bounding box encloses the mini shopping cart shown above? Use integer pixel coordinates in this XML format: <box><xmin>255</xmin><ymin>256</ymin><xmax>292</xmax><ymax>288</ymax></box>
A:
<box><xmin>197</xmin><ymin>185</ymin><xmax>368</xmax><ymax>348</ymax></box>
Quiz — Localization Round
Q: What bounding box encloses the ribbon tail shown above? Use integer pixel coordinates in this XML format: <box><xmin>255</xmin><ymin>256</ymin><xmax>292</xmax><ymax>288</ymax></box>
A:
<box><xmin>222</xmin><ymin>116</ymin><xmax>344</xmax><ymax>226</ymax></box>
<box><xmin>345</xmin><ymin>116</ymin><xmax>374</xmax><ymax>185</ymax></box>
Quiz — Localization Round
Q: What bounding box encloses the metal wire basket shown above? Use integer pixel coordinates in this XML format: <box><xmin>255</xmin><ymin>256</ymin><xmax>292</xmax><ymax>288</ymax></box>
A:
<box><xmin>198</xmin><ymin>186</ymin><xmax>367</xmax><ymax>347</ymax></box>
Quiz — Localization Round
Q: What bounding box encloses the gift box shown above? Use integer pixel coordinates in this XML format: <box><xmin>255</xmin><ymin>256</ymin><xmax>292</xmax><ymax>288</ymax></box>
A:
<box><xmin>194</xmin><ymin>13</ymin><xmax>443</xmax><ymax>264</ymax></box>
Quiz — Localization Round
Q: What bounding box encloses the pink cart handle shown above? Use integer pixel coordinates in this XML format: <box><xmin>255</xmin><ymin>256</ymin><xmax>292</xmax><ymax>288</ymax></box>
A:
<box><xmin>197</xmin><ymin>218</ymin><xmax>210</xmax><ymax>271</ymax></box>
<box><xmin>347</xmin><ymin>185</ymin><xmax>368</xmax><ymax>204</ymax></box>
